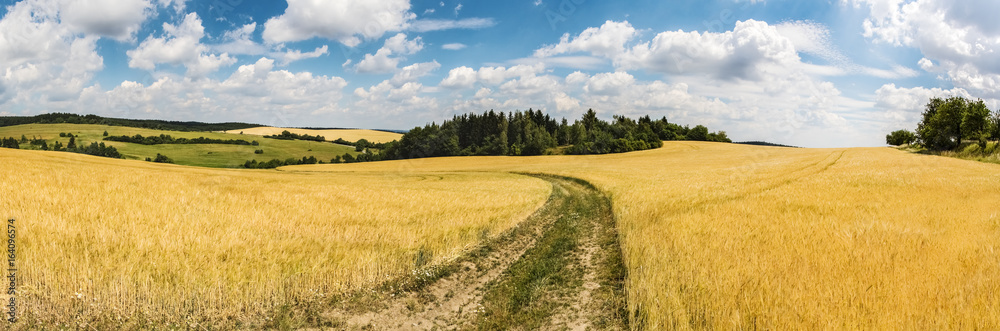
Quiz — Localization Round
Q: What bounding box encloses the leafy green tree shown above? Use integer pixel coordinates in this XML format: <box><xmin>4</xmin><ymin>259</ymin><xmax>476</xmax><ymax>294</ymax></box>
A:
<box><xmin>1</xmin><ymin>137</ymin><xmax>19</xmax><ymax>149</ymax></box>
<box><xmin>991</xmin><ymin>110</ymin><xmax>1000</xmax><ymax>141</ymax></box>
<box><xmin>886</xmin><ymin>129</ymin><xmax>916</xmax><ymax>146</ymax></box>
<box><xmin>708</xmin><ymin>131</ymin><xmax>731</xmax><ymax>143</ymax></box>
<box><xmin>915</xmin><ymin>96</ymin><xmax>994</xmax><ymax>150</ymax></box>
<box><xmin>20</xmin><ymin>135</ymin><xmax>27</xmax><ymax>143</ymax></box>
<box><xmin>963</xmin><ymin>99</ymin><xmax>991</xmax><ymax>144</ymax></box>
<box><xmin>152</xmin><ymin>153</ymin><xmax>173</xmax><ymax>163</ymax></box>
<box><xmin>355</xmin><ymin>138</ymin><xmax>370</xmax><ymax>152</ymax></box>
<box><xmin>686</xmin><ymin>125</ymin><xmax>709</xmax><ymax>141</ymax></box>
<box><xmin>103</xmin><ymin>130</ymin><xmax>109</xmax><ymax>136</ymax></box>
<box><xmin>67</xmin><ymin>135</ymin><xmax>76</xmax><ymax>150</ymax></box>
<box><xmin>917</xmin><ymin>97</ymin><xmax>963</xmax><ymax>150</ymax></box>
<box><xmin>508</xmin><ymin>143</ymin><xmax>522</xmax><ymax>156</ymax></box>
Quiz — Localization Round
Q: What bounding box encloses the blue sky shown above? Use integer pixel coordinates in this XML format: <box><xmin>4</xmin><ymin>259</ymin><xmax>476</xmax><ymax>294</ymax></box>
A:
<box><xmin>1</xmin><ymin>0</ymin><xmax>997</xmax><ymax>147</ymax></box>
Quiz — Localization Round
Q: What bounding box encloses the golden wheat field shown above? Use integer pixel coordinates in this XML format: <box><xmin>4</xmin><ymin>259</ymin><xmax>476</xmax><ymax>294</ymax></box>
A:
<box><xmin>0</xmin><ymin>148</ymin><xmax>550</xmax><ymax>327</ymax></box>
<box><xmin>222</xmin><ymin>126</ymin><xmax>403</xmax><ymax>143</ymax></box>
<box><xmin>288</xmin><ymin>141</ymin><xmax>1000</xmax><ymax>330</ymax></box>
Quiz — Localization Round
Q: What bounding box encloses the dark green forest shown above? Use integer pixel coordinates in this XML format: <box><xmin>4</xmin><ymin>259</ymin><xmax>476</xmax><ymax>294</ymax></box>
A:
<box><xmin>0</xmin><ymin>113</ymin><xmax>259</xmax><ymax>132</ymax></box>
<box><xmin>2</xmin><ymin>110</ymin><xmax>734</xmax><ymax>169</ymax></box>
<box><xmin>734</xmin><ymin>141</ymin><xmax>799</xmax><ymax>148</ymax></box>
<box><xmin>379</xmin><ymin>109</ymin><xmax>730</xmax><ymax>160</ymax></box>
<box><xmin>242</xmin><ymin>109</ymin><xmax>731</xmax><ymax>168</ymax></box>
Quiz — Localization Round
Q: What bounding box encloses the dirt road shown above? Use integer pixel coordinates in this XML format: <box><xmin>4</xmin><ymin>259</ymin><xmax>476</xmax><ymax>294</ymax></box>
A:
<box><xmin>319</xmin><ymin>174</ymin><xmax>628</xmax><ymax>330</ymax></box>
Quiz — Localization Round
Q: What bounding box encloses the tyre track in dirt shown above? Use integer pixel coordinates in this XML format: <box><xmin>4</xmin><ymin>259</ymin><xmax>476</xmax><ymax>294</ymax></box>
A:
<box><xmin>318</xmin><ymin>174</ymin><xmax>626</xmax><ymax>330</ymax></box>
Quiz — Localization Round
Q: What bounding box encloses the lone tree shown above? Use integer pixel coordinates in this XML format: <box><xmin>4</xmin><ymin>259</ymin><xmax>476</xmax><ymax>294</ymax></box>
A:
<box><xmin>886</xmin><ymin>129</ymin><xmax>916</xmax><ymax>146</ymax></box>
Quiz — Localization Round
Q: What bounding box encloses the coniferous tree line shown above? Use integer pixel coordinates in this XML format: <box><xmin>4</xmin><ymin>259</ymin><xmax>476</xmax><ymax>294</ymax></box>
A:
<box><xmin>379</xmin><ymin>109</ymin><xmax>730</xmax><ymax>160</ymax></box>
<box><xmin>104</xmin><ymin>133</ymin><xmax>255</xmax><ymax>145</ymax></box>
<box><xmin>734</xmin><ymin>141</ymin><xmax>799</xmax><ymax>148</ymax></box>
<box><xmin>887</xmin><ymin>96</ymin><xmax>1000</xmax><ymax>150</ymax></box>
<box><xmin>0</xmin><ymin>113</ymin><xmax>257</xmax><ymax>132</ymax></box>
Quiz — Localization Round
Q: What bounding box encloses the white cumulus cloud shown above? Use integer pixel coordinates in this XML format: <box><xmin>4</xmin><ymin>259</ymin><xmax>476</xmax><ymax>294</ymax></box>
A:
<box><xmin>354</xmin><ymin>33</ymin><xmax>424</xmax><ymax>73</ymax></box>
<box><xmin>854</xmin><ymin>0</ymin><xmax>1000</xmax><ymax>97</ymax></box>
<box><xmin>262</xmin><ymin>0</ymin><xmax>414</xmax><ymax>46</ymax></box>
<box><xmin>62</xmin><ymin>0</ymin><xmax>152</xmax><ymax>41</ymax></box>
<box><xmin>126</xmin><ymin>13</ymin><xmax>236</xmax><ymax>78</ymax></box>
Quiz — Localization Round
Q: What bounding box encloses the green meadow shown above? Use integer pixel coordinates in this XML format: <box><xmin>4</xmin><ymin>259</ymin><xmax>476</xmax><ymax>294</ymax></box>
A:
<box><xmin>0</xmin><ymin>123</ymin><xmax>360</xmax><ymax>168</ymax></box>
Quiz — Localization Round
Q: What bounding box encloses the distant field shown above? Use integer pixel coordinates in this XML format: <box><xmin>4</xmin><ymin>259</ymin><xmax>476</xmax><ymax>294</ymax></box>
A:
<box><xmin>287</xmin><ymin>142</ymin><xmax>1000</xmax><ymax>329</ymax></box>
<box><xmin>0</xmin><ymin>124</ymin><xmax>358</xmax><ymax>168</ymax></box>
<box><xmin>0</xmin><ymin>148</ymin><xmax>550</xmax><ymax>327</ymax></box>
<box><xmin>223</xmin><ymin>126</ymin><xmax>403</xmax><ymax>143</ymax></box>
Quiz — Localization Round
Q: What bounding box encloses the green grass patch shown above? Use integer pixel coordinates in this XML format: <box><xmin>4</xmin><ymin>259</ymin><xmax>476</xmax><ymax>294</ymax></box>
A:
<box><xmin>0</xmin><ymin>123</ymin><xmax>358</xmax><ymax>168</ymax></box>
<box><xmin>475</xmin><ymin>177</ymin><xmax>594</xmax><ymax>330</ymax></box>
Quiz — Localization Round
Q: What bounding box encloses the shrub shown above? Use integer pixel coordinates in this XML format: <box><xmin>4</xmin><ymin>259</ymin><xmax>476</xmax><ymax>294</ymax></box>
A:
<box><xmin>0</xmin><ymin>137</ymin><xmax>19</xmax><ymax>149</ymax></box>
<box><xmin>152</xmin><ymin>153</ymin><xmax>173</xmax><ymax>163</ymax></box>
<box><xmin>886</xmin><ymin>129</ymin><xmax>916</xmax><ymax>146</ymax></box>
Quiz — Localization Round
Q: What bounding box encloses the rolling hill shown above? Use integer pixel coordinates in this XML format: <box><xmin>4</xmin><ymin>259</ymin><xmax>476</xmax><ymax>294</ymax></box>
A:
<box><xmin>3</xmin><ymin>140</ymin><xmax>999</xmax><ymax>329</ymax></box>
<box><xmin>223</xmin><ymin>126</ymin><xmax>403</xmax><ymax>144</ymax></box>
<box><xmin>0</xmin><ymin>123</ymin><xmax>360</xmax><ymax>168</ymax></box>
<box><xmin>287</xmin><ymin>142</ymin><xmax>1000</xmax><ymax>330</ymax></box>
<box><xmin>0</xmin><ymin>147</ymin><xmax>549</xmax><ymax>327</ymax></box>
